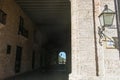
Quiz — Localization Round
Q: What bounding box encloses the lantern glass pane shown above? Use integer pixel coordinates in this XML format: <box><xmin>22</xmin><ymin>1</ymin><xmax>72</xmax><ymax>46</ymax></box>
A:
<box><xmin>99</xmin><ymin>14</ymin><xmax>104</xmax><ymax>27</ymax></box>
<box><xmin>104</xmin><ymin>13</ymin><xmax>114</xmax><ymax>26</ymax></box>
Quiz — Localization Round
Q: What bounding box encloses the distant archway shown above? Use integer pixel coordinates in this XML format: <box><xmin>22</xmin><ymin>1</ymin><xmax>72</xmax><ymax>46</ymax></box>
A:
<box><xmin>58</xmin><ymin>51</ymin><xmax>66</xmax><ymax>64</ymax></box>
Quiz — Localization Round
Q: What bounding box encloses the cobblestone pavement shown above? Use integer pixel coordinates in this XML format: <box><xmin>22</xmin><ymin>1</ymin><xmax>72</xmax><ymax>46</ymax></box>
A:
<box><xmin>5</xmin><ymin>70</ymin><xmax>69</xmax><ymax>80</ymax></box>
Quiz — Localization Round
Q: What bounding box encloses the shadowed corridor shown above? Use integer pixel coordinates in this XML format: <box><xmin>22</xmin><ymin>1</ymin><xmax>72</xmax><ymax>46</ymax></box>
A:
<box><xmin>0</xmin><ymin>0</ymin><xmax>71</xmax><ymax>79</ymax></box>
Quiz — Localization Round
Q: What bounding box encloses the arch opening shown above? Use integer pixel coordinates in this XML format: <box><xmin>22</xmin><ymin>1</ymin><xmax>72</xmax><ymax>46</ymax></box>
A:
<box><xmin>58</xmin><ymin>51</ymin><xmax>66</xmax><ymax>64</ymax></box>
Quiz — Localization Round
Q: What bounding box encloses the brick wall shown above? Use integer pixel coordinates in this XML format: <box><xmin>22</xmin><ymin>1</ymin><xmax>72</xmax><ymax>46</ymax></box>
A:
<box><xmin>0</xmin><ymin>0</ymin><xmax>37</xmax><ymax>79</ymax></box>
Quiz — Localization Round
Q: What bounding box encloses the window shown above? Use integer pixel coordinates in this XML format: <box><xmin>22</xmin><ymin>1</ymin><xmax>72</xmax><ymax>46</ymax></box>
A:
<box><xmin>18</xmin><ymin>16</ymin><xmax>24</xmax><ymax>34</ymax></box>
<box><xmin>58</xmin><ymin>51</ymin><xmax>66</xmax><ymax>64</ymax></box>
<box><xmin>6</xmin><ymin>45</ymin><xmax>11</xmax><ymax>54</ymax></box>
<box><xmin>0</xmin><ymin>10</ymin><xmax>7</xmax><ymax>25</ymax></box>
<box><xmin>19</xmin><ymin>16</ymin><xmax>24</xmax><ymax>28</ymax></box>
<box><xmin>18</xmin><ymin>16</ymin><xmax>28</xmax><ymax>38</ymax></box>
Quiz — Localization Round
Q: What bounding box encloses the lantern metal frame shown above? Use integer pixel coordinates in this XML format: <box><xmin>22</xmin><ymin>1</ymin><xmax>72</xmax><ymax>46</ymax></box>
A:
<box><xmin>98</xmin><ymin>5</ymin><xmax>116</xmax><ymax>46</ymax></box>
<box><xmin>98</xmin><ymin>5</ymin><xmax>115</xmax><ymax>29</ymax></box>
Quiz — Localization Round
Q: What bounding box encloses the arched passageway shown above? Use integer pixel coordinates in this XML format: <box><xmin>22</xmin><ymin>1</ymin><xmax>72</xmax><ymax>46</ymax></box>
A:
<box><xmin>15</xmin><ymin>0</ymin><xmax>71</xmax><ymax>73</ymax></box>
<box><xmin>0</xmin><ymin>0</ymin><xmax>71</xmax><ymax>79</ymax></box>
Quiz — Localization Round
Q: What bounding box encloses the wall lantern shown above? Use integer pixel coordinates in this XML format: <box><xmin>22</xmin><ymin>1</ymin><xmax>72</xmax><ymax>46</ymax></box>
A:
<box><xmin>98</xmin><ymin>5</ymin><xmax>115</xmax><ymax>46</ymax></box>
<box><xmin>98</xmin><ymin>5</ymin><xmax>115</xmax><ymax>29</ymax></box>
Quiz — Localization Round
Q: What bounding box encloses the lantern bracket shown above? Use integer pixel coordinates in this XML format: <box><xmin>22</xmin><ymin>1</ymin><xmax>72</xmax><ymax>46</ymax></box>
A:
<box><xmin>98</xmin><ymin>5</ymin><xmax>115</xmax><ymax>45</ymax></box>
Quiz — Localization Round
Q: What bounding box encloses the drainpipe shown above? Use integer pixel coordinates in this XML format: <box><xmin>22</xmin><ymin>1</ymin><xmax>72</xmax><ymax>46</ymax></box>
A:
<box><xmin>92</xmin><ymin>0</ymin><xmax>99</xmax><ymax>76</ymax></box>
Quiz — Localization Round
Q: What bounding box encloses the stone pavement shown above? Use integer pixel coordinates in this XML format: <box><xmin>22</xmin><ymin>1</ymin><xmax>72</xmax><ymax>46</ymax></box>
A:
<box><xmin>5</xmin><ymin>70</ymin><xmax>69</xmax><ymax>80</ymax></box>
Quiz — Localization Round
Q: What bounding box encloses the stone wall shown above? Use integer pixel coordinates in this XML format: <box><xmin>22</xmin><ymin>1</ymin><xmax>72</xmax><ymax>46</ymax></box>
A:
<box><xmin>70</xmin><ymin>0</ymin><xmax>120</xmax><ymax>80</ymax></box>
<box><xmin>0</xmin><ymin>0</ymin><xmax>39</xmax><ymax>79</ymax></box>
<box><xmin>70</xmin><ymin>0</ymin><xmax>96</xmax><ymax>79</ymax></box>
<box><xmin>95</xmin><ymin>0</ymin><xmax>120</xmax><ymax>80</ymax></box>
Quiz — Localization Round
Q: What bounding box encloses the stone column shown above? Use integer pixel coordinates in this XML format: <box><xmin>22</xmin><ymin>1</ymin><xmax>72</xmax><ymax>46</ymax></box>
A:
<box><xmin>69</xmin><ymin>0</ymin><xmax>97</xmax><ymax>80</ymax></box>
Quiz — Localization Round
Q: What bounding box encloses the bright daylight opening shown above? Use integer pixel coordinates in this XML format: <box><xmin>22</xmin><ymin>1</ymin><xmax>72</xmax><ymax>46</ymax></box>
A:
<box><xmin>58</xmin><ymin>51</ymin><xmax>66</xmax><ymax>64</ymax></box>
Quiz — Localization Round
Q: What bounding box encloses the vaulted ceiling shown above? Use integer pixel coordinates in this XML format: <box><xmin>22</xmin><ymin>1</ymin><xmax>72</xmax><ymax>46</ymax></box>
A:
<box><xmin>16</xmin><ymin>0</ymin><xmax>71</xmax><ymax>50</ymax></box>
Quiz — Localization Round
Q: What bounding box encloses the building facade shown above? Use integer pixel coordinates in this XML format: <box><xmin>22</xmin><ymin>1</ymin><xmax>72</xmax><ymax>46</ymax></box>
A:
<box><xmin>0</xmin><ymin>0</ymin><xmax>40</xmax><ymax>79</ymax></box>
<box><xmin>0</xmin><ymin>0</ymin><xmax>120</xmax><ymax>80</ymax></box>
<box><xmin>69</xmin><ymin>0</ymin><xmax>120</xmax><ymax>80</ymax></box>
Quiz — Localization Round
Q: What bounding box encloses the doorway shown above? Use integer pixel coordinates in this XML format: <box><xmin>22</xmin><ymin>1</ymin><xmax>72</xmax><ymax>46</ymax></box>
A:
<box><xmin>15</xmin><ymin>46</ymin><xmax>22</xmax><ymax>73</ymax></box>
<box><xmin>32</xmin><ymin>51</ymin><xmax>35</xmax><ymax>69</ymax></box>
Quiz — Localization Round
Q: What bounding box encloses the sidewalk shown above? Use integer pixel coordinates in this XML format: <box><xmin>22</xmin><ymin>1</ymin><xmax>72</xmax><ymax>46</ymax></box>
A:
<box><xmin>5</xmin><ymin>70</ymin><xmax>69</xmax><ymax>80</ymax></box>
